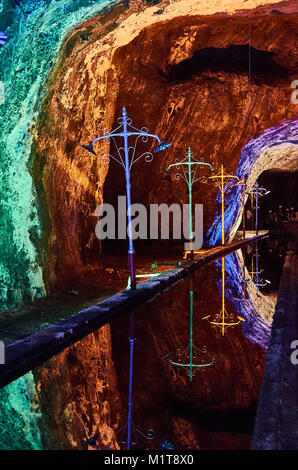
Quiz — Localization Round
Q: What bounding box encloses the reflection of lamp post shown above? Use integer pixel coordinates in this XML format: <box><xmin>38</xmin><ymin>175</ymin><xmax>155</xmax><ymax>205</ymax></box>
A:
<box><xmin>116</xmin><ymin>311</ymin><xmax>155</xmax><ymax>450</ymax></box>
<box><xmin>204</xmin><ymin>255</ymin><xmax>241</xmax><ymax>336</ymax></box>
<box><xmin>82</xmin><ymin>106</ymin><xmax>171</xmax><ymax>288</ymax></box>
<box><xmin>247</xmin><ymin>182</ymin><xmax>270</xmax><ymax>235</ymax></box>
<box><xmin>212</xmin><ymin>256</ymin><xmax>241</xmax><ymax>335</ymax></box>
<box><xmin>165</xmin><ymin>147</ymin><xmax>214</xmax><ymax>257</ymax></box>
<box><xmin>165</xmin><ymin>278</ymin><xmax>215</xmax><ymax>381</ymax></box>
<box><xmin>247</xmin><ymin>241</ymin><xmax>271</xmax><ymax>294</ymax></box>
<box><xmin>233</xmin><ymin>248</ymin><xmax>248</xmax><ymax>305</ymax></box>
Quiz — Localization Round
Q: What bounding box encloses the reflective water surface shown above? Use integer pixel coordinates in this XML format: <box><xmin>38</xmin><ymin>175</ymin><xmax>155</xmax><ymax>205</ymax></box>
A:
<box><xmin>0</xmin><ymin>239</ymin><xmax>287</xmax><ymax>450</ymax></box>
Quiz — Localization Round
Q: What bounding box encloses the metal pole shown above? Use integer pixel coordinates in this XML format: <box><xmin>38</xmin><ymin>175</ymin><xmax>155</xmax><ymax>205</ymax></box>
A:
<box><xmin>123</xmin><ymin>106</ymin><xmax>136</xmax><ymax>450</ymax></box>
<box><xmin>189</xmin><ymin>289</ymin><xmax>194</xmax><ymax>381</ymax></box>
<box><xmin>243</xmin><ymin>179</ymin><xmax>246</xmax><ymax>240</ymax></box>
<box><xmin>188</xmin><ymin>148</ymin><xmax>193</xmax><ymax>257</ymax></box>
<box><xmin>243</xmin><ymin>249</ymin><xmax>246</xmax><ymax>304</ymax></box>
<box><xmin>122</xmin><ymin>107</ymin><xmax>136</xmax><ymax>289</ymax></box>
<box><xmin>126</xmin><ymin>310</ymin><xmax>135</xmax><ymax>450</ymax></box>
<box><xmin>255</xmin><ymin>247</ymin><xmax>258</xmax><ymax>294</ymax></box>
<box><xmin>255</xmin><ymin>182</ymin><xmax>259</xmax><ymax>236</ymax></box>
<box><xmin>221</xmin><ymin>165</ymin><xmax>225</xmax><ymax>245</ymax></box>
<box><xmin>222</xmin><ymin>256</ymin><xmax>225</xmax><ymax>336</ymax></box>
<box><xmin>127</xmin><ymin>333</ymin><xmax>135</xmax><ymax>449</ymax></box>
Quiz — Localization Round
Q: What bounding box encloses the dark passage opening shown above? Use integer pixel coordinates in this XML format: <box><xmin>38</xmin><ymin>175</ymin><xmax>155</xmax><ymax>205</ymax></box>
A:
<box><xmin>244</xmin><ymin>169</ymin><xmax>297</xmax><ymax>232</ymax></box>
<box><xmin>243</xmin><ymin>170</ymin><xmax>297</xmax><ymax>292</ymax></box>
<box><xmin>163</xmin><ymin>45</ymin><xmax>289</xmax><ymax>84</ymax></box>
<box><xmin>258</xmin><ymin>169</ymin><xmax>298</xmax><ymax>223</ymax></box>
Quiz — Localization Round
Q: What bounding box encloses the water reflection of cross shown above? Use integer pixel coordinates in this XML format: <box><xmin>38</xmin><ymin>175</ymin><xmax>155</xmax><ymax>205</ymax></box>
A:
<box><xmin>165</xmin><ymin>278</ymin><xmax>215</xmax><ymax>381</ymax></box>
<box><xmin>247</xmin><ymin>241</ymin><xmax>271</xmax><ymax>294</ymax></box>
<box><xmin>204</xmin><ymin>256</ymin><xmax>241</xmax><ymax>336</ymax></box>
<box><xmin>233</xmin><ymin>248</ymin><xmax>248</xmax><ymax>305</ymax></box>
<box><xmin>115</xmin><ymin>310</ymin><xmax>155</xmax><ymax>450</ymax></box>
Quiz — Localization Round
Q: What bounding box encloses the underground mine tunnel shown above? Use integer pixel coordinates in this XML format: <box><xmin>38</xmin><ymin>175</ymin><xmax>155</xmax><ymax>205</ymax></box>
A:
<box><xmin>0</xmin><ymin>0</ymin><xmax>297</xmax><ymax>455</ymax></box>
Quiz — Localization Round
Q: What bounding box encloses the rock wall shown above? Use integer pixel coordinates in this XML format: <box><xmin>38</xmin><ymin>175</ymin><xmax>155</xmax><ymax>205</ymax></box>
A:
<box><xmin>0</xmin><ymin>0</ymin><xmax>121</xmax><ymax>310</ymax></box>
<box><xmin>34</xmin><ymin>0</ymin><xmax>298</xmax><ymax>292</ymax></box>
<box><xmin>0</xmin><ymin>324</ymin><xmax>121</xmax><ymax>450</ymax></box>
<box><xmin>0</xmin><ymin>372</ymin><xmax>43</xmax><ymax>449</ymax></box>
<box><xmin>33</xmin><ymin>324</ymin><xmax>121</xmax><ymax>449</ymax></box>
<box><xmin>1</xmin><ymin>0</ymin><xmax>297</xmax><ymax>308</ymax></box>
<box><xmin>0</xmin><ymin>0</ymin><xmax>296</xmax><ymax>450</ymax></box>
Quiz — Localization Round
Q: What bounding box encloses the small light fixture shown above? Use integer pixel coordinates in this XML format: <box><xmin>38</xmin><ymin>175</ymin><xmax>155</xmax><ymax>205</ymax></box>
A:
<box><xmin>0</xmin><ymin>32</ymin><xmax>8</xmax><ymax>46</ymax></box>
<box><xmin>154</xmin><ymin>142</ymin><xmax>172</xmax><ymax>153</ymax></box>
<box><xmin>81</xmin><ymin>144</ymin><xmax>97</xmax><ymax>155</ymax></box>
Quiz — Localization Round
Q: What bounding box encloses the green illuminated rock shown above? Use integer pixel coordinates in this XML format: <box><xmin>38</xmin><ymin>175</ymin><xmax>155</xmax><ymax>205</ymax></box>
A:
<box><xmin>0</xmin><ymin>0</ymin><xmax>117</xmax><ymax>309</ymax></box>
<box><xmin>0</xmin><ymin>372</ymin><xmax>43</xmax><ymax>450</ymax></box>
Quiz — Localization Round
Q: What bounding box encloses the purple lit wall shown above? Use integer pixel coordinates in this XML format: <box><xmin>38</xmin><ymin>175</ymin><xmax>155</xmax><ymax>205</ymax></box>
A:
<box><xmin>207</xmin><ymin>119</ymin><xmax>298</xmax><ymax>246</ymax></box>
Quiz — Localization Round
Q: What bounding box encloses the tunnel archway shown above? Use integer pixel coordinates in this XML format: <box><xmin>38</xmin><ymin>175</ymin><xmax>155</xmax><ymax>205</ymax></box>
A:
<box><xmin>208</xmin><ymin>120</ymin><xmax>298</xmax><ymax>245</ymax></box>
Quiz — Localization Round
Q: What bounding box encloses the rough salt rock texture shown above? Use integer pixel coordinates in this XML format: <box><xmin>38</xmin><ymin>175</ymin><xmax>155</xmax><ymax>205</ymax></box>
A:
<box><xmin>0</xmin><ymin>0</ymin><xmax>120</xmax><ymax>310</ymax></box>
<box><xmin>0</xmin><ymin>323</ymin><xmax>121</xmax><ymax>450</ymax></box>
<box><xmin>1</xmin><ymin>0</ymin><xmax>297</xmax><ymax>309</ymax></box>
<box><xmin>32</xmin><ymin>324</ymin><xmax>121</xmax><ymax>450</ymax></box>
<box><xmin>34</xmin><ymin>0</ymin><xmax>298</xmax><ymax>293</ymax></box>
<box><xmin>0</xmin><ymin>372</ymin><xmax>43</xmax><ymax>449</ymax></box>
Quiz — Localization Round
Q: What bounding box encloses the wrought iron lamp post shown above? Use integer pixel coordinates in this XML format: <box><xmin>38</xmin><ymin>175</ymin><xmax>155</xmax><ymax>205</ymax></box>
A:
<box><xmin>82</xmin><ymin>107</ymin><xmax>170</xmax><ymax>450</ymax></box>
<box><xmin>165</xmin><ymin>147</ymin><xmax>214</xmax><ymax>257</ymax></box>
<box><xmin>247</xmin><ymin>182</ymin><xmax>270</xmax><ymax>235</ymax></box>
<box><xmin>233</xmin><ymin>177</ymin><xmax>247</xmax><ymax>240</ymax></box>
<box><xmin>231</xmin><ymin>178</ymin><xmax>248</xmax><ymax>304</ymax></box>
<box><xmin>165</xmin><ymin>278</ymin><xmax>215</xmax><ymax>381</ymax></box>
<box><xmin>208</xmin><ymin>165</ymin><xmax>241</xmax><ymax>245</ymax></box>
<box><xmin>82</xmin><ymin>106</ymin><xmax>171</xmax><ymax>288</ymax></box>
